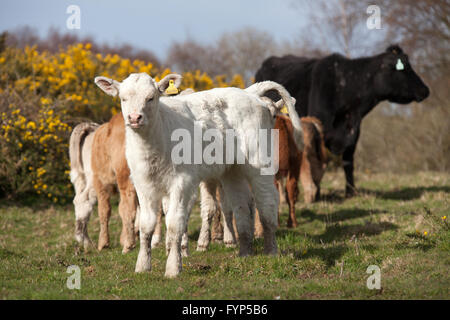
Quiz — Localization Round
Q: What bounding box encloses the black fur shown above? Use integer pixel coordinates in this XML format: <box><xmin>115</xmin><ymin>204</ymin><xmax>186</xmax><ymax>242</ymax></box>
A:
<box><xmin>256</xmin><ymin>45</ymin><xmax>429</xmax><ymax>196</ymax></box>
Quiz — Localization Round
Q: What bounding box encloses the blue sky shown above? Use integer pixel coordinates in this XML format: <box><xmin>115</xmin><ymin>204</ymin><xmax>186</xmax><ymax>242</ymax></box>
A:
<box><xmin>1</xmin><ymin>0</ymin><xmax>308</xmax><ymax>59</ymax></box>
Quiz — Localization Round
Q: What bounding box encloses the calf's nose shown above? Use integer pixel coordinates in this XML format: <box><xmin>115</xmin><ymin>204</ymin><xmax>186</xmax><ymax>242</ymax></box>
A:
<box><xmin>128</xmin><ymin>113</ymin><xmax>143</xmax><ymax>123</ymax></box>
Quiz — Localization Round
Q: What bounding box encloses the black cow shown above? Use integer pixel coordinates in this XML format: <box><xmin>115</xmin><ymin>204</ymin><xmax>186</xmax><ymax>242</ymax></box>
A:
<box><xmin>256</xmin><ymin>45</ymin><xmax>429</xmax><ymax>197</ymax></box>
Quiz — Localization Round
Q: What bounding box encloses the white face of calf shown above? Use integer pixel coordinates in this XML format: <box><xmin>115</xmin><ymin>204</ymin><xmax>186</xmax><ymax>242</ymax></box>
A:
<box><xmin>94</xmin><ymin>73</ymin><xmax>182</xmax><ymax>129</ymax></box>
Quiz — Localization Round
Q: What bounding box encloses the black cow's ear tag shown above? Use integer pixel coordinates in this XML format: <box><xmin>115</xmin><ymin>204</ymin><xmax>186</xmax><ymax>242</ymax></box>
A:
<box><xmin>396</xmin><ymin>59</ymin><xmax>404</xmax><ymax>71</ymax></box>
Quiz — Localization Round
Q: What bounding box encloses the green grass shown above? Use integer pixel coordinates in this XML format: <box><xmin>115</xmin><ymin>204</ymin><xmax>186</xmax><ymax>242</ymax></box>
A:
<box><xmin>1</xmin><ymin>171</ymin><xmax>449</xmax><ymax>299</ymax></box>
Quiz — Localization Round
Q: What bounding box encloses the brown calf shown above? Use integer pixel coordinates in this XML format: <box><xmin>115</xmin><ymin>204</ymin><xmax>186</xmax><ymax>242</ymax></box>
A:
<box><xmin>70</xmin><ymin>113</ymin><xmax>139</xmax><ymax>253</ymax></box>
<box><xmin>275</xmin><ymin>115</ymin><xmax>327</xmax><ymax>227</ymax></box>
<box><xmin>91</xmin><ymin>113</ymin><xmax>138</xmax><ymax>252</ymax></box>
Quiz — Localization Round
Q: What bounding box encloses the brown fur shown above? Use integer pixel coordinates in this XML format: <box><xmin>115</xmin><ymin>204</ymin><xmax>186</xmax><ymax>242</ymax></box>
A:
<box><xmin>278</xmin><ymin>115</ymin><xmax>327</xmax><ymax>226</ymax></box>
<box><xmin>90</xmin><ymin>113</ymin><xmax>139</xmax><ymax>253</ymax></box>
<box><xmin>298</xmin><ymin>116</ymin><xmax>328</xmax><ymax>202</ymax></box>
<box><xmin>255</xmin><ymin>115</ymin><xmax>327</xmax><ymax>235</ymax></box>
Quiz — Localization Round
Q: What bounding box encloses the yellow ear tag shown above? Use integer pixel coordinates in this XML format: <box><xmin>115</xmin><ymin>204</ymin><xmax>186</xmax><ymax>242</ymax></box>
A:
<box><xmin>165</xmin><ymin>79</ymin><xmax>179</xmax><ymax>95</ymax></box>
<box><xmin>280</xmin><ymin>105</ymin><xmax>289</xmax><ymax>114</ymax></box>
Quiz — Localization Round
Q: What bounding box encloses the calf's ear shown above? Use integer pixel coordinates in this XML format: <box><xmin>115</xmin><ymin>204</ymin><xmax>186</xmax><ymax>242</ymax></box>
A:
<box><xmin>157</xmin><ymin>74</ymin><xmax>182</xmax><ymax>93</ymax></box>
<box><xmin>94</xmin><ymin>76</ymin><xmax>121</xmax><ymax>97</ymax></box>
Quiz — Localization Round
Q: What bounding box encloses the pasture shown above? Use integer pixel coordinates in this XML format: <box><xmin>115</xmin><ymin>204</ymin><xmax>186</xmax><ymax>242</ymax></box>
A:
<box><xmin>1</xmin><ymin>171</ymin><xmax>448</xmax><ymax>299</ymax></box>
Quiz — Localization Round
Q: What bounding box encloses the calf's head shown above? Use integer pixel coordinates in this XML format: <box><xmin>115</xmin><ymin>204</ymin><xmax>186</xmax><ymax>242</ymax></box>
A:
<box><xmin>374</xmin><ymin>45</ymin><xmax>429</xmax><ymax>104</ymax></box>
<box><xmin>95</xmin><ymin>73</ymin><xmax>182</xmax><ymax>129</ymax></box>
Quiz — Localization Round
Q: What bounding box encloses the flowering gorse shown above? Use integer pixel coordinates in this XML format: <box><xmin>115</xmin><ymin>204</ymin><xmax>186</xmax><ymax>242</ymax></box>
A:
<box><xmin>0</xmin><ymin>43</ymin><xmax>245</xmax><ymax>202</ymax></box>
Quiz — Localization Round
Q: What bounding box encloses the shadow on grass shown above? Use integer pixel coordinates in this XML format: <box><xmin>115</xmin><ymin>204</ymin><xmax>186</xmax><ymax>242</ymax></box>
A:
<box><xmin>313</xmin><ymin>185</ymin><xmax>450</xmax><ymax>204</ymax></box>
<box><xmin>358</xmin><ymin>186</ymin><xmax>450</xmax><ymax>201</ymax></box>
<box><xmin>279</xmin><ymin>243</ymin><xmax>348</xmax><ymax>268</ymax></box>
<box><xmin>277</xmin><ymin>220</ymin><xmax>398</xmax><ymax>245</ymax></box>
<box><xmin>312</xmin><ymin>221</ymin><xmax>398</xmax><ymax>244</ymax></box>
<box><xmin>277</xmin><ymin>221</ymin><xmax>394</xmax><ymax>267</ymax></box>
<box><xmin>0</xmin><ymin>248</ymin><xmax>25</xmax><ymax>260</ymax></box>
<box><xmin>315</xmin><ymin>190</ymin><xmax>346</xmax><ymax>204</ymax></box>
<box><xmin>189</xmin><ymin>229</ymin><xmax>201</xmax><ymax>242</ymax></box>
<box><xmin>300</xmin><ymin>208</ymin><xmax>385</xmax><ymax>223</ymax></box>
<box><xmin>301</xmin><ymin>245</ymin><xmax>348</xmax><ymax>267</ymax></box>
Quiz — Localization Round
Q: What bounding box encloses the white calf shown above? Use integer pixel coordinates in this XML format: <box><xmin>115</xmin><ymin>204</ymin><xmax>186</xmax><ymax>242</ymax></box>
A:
<box><xmin>95</xmin><ymin>73</ymin><xmax>303</xmax><ymax>277</ymax></box>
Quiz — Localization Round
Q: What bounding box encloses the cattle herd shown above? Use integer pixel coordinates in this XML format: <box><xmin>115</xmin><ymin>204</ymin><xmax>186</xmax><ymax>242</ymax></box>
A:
<box><xmin>69</xmin><ymin>45</ymin><xmax>429</xmax><ymax>277</ymax></box>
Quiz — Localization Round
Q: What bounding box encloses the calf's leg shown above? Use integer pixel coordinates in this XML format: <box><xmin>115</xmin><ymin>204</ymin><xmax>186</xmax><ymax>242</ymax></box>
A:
<box><xmin>151</xmin><ymin>207</ymin><xmax>163</xmax><ymax>248</ymax></box>
<box><xmin>94</xmin><ymin>177</ymin><xmax>112</xmax><ymax>251</ymax></box>
<box><xmin>254</xmin><ymin>209</ymin><xmax>264</xmax><ymax>239</ymax></box>
<box><xmin>117</xmin><ymin>179</ymin><xmax>138</xmax><ymax>254</ymax></box>
<box><xmin>135</xmin><ymin>192</ymin><xmax>160</xmax><ymax>273</ymax></box>
<box><xmin>286</xmin><ymin>170</ymin><xmax>300</xmax><ymax>227</ymax></box>
<box><xmin>221</xmin><ymin>174</ymin><xmax>254</xmax><ymax>256</ymax></box>
<box><xmin>248</xmin><ymin>174</ymin><xmax>279</xmax><ymax>255</ymax></box>
<box><xmin>217</xmin><ymin>185</ymin><xmax>237</xmax><ymax>248</ymax></box>
<box><xmin>164</xmin><ymin>181</ymin><xmax>195</xmax><ymax>278</ymax></box>
<box><xmin>300</xmin><ymin>152</ymin><xmax>317</xmax><ymax>204</ymax></box>
<box><xmin>211</xmin><ymin>209</ymin><xmax>224</xmax><ymax>243</ymax></box>
<box><xmin>73</xmin><ymin>181</ymin><xmax>96</xmax><ymax>250</ymax></box>
<box><xmin>197</xmin><ymin>181</ymin><xmax>218</xmax><ymax>251</ymax></box>
<box><xmin>182</xmin><ymin>190</ymin><xmax>197</xmax><ymax>257</ymax></box>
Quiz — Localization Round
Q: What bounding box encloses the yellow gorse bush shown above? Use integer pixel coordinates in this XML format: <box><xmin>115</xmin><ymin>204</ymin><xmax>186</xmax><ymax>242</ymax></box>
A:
<box><xmin>0</xmin><ymin>43</ymin><xmax>245</xmax><ymax>202</ymax></box>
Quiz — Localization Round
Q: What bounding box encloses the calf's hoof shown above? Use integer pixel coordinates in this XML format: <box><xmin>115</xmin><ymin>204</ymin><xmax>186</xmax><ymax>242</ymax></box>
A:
<box><xmin>151</xmin><ymin>235</ymin><xmax>162</xmax><ymax>248</ymax></box>
<box><xmin>79</xmin><ymin>237</ymin><xmax>94</xmax><ymax>252</ymax></box>
<box><xmin>97</xmin><ymin>242</ymin><xmax>110</xmax><ymax>251</ymax></box>
<box><xmin>254</xmin><ymin>232</ymin><xmax>264</xmax><ymax>239</ymax></box>
<box><xmin>264</xmin><ymin>248</ymin><xmax>278</xmax><ymax>256</ymax></box>
<box><xmin>224</xmin><ymin>241</ymin><xmax>237</xmax><ymax>248</ymax></box>
<box><xmin>196</xmin><ymin>245</ymin><xmax>207</xmax><ymax>252</ymax></box>
<box><xmin>122</xmin><ymin>244</ymin><xmax>135</xmax><ymax>254</ymax></box>
<box><xmin>238</xmin><ymin>247</ymin><xmax>253</xmax><ymax>257</ymax></box>
<box><xmin>164</xmin><ymin>265</ymin><xmax>181</xmax><ymax>278</ymax></box>
<box><xmin>286</xmin><ymin>221</ymin><xmax>298</xmax><ymax>228</ymax></box>
<box><xmin>135</xmin><ymin>255</ymin><xmax>151</xmax><ymax>273</ymax></box>
<box><xmin>165</xmin><ymin>270</ymin><xmax>180</xmax><ymax>278</ymax></box>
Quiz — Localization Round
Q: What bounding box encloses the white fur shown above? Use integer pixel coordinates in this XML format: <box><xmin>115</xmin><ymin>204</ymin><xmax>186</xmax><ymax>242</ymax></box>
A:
<box><xmin>69</xmin><ymin>123</ymin><xmax>98</xmax><ymax>250</ymax></box>
<box><xmin>95</xmin><ymin>73</ymin><xmax>303</xmax><ymax>278</ymax></box>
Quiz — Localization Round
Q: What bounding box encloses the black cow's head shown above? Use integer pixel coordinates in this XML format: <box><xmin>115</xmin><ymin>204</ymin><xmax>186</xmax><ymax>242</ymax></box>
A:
<box><xmin>373</xmin><ymin>45</ymin><xmax>430</xmax><ymax>104</ymax></box>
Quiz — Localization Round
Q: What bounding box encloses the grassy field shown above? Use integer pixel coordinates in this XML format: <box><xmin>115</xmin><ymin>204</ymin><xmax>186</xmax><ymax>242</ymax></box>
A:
<box><xmin>0</xmin><ymin>171</ymin><xmax>449</xmax><ymax>299</ymax></box>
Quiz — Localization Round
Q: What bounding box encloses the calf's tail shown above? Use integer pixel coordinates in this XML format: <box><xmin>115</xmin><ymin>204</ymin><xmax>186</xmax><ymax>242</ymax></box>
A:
<box><xmin>246</xmin><ymin>81</ymin><xmax>304</xmax><ymax>150</ymax></box>
<box><xmin>69</xmin><ymin>122</ymin><xmax>99</xmax><ymax>190</ymax></box>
